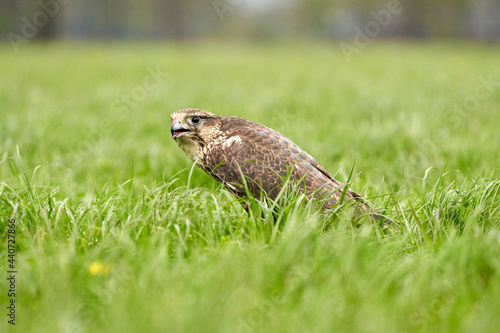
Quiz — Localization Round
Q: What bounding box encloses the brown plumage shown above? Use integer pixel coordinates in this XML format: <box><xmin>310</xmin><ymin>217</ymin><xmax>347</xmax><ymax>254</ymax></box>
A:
<box><xmin>171</xmin><ymin>108</ymin><xmax>388</xmax><ymax>222</ymax></box>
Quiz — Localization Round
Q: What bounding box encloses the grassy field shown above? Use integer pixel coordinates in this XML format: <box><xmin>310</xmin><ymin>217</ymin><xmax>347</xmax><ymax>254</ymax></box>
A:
<box><xmin>1</xmin><ymin>42</ymin><xmax>500</xmax><ymax>332</ymax></box>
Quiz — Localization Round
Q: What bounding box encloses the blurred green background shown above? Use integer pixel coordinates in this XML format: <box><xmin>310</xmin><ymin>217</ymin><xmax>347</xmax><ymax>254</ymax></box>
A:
<box><xmin>1</xmin><ymin>0</ymin><xmax>500</xmax><ymax>42</ymax></box>
<box><xmin>1</xmin><ymin>1</ymin><xmax>500</xmax><ymax>333</ymax></box>
<box><xmin>1</xmin><ymin>42</ymin><xmax>499</xmax><ymax>198</ymax></box>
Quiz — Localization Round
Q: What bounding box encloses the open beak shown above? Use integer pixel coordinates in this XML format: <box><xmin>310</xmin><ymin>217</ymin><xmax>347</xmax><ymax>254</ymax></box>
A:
<box><xmin>171</xmin><ymin>123</ymin><xmax>190</xmax><ymax>139</ymax></box>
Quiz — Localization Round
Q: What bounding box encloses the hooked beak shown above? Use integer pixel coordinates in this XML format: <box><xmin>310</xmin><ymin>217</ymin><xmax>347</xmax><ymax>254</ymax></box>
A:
<box><xmin>171</xmin><ymin>123</ymin><xmax>190</xmax><ymax>139</ymax></box>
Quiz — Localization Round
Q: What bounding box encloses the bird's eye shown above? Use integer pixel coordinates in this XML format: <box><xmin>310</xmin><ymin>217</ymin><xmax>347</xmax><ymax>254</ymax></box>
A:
<box><xmin>191</xmin><ymin>116</ymin><xmax>200</xmax><ymax>124</ymax></box>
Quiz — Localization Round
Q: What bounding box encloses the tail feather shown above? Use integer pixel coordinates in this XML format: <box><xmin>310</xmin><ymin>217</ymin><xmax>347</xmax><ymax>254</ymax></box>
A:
<box><xmin>369</xmin><ymin>211</ymin><xmax>398</xmax><ymax>228</ymax></box>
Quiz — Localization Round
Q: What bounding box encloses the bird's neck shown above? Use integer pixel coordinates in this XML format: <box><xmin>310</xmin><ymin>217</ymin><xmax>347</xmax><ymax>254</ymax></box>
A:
<box><xmin>176</xmin><ymin>137</ymin><xmax>205</xmax><ymax>166</ymax></box>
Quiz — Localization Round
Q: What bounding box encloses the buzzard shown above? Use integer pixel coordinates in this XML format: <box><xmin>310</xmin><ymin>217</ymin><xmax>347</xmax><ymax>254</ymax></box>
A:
<box><xmin>171</xmin><ymin>108</ymin><xmax>388</xmax><ymax>222</ymax></box>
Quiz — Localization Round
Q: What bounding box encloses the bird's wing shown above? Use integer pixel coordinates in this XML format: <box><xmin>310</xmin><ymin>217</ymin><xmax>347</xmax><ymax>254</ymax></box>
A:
<box><xmin>203</xmin><ymin>118</ymin><xmax>362</xmax><ymax>210</ymax></box>
<box><xmin>203</xmin><ymin>122</ymin><xmax>289</xmax><ymax>200</ymax></box>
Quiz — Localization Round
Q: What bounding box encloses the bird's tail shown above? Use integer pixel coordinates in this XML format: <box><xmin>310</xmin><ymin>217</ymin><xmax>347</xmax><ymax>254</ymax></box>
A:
<box><xmin>369</xmin><ymin>211</ymin><xmax>397</xmax><ymax>228</ymax></box>
<box><xmin>351</xmin><ymin>198</ymin><xmax>397</xmax><ymax>228</ymax></box>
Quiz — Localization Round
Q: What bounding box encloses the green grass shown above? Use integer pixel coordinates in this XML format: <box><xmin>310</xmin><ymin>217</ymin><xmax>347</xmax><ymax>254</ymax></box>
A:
<box><xmin>1</xmin><ymin>42</ymin><xmax>500</xmax><ymax>332</ymax></box>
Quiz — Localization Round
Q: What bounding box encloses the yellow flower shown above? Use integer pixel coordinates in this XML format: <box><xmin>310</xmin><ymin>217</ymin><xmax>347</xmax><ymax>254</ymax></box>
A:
<box><xmin>88</xmin><ymin>261</ymin><xmax>110</xmax><ymax>276</ymax></box>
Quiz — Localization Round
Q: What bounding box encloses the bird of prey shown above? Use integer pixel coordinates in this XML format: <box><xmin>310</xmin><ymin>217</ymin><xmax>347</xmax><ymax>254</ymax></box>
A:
<box><xmin>171</xmin><ymin>108</ymin><xmax>388</xmax><ymax>222</ymax></box>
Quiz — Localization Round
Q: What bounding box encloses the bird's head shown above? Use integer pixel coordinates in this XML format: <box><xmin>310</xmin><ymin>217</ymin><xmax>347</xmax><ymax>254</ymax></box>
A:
<box><xmin>170</xmin><ymin>108</ymin><xmax>219</xmax><ymax>140</ymax></box>
<box><xmin>170</xmin><ymin>108</ymin><xmax>221</xmax><ymax>161</ymax></box>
